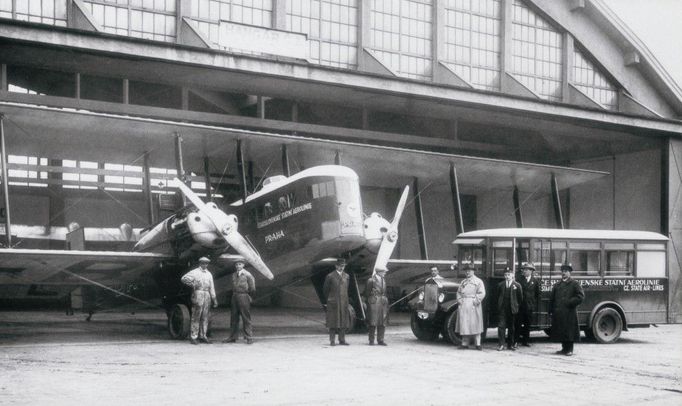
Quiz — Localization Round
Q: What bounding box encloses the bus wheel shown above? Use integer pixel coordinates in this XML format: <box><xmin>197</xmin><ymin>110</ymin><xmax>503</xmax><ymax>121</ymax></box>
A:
<box><xmin>443</xmin><ymin>311</ymin><xmax>463</xmax><ymax>346</ymax></box>
<box><xmin>168</xmin><ymin>303</ymin><xmax>190</xmax><ymax>340</ymax></box>
<box><xmin>410</xmin><ymin>313</ymin><xmax>439</xmax><ymax>341</ymax></box>
<box><xmin>592</xmin><ymin>307</ymin><xmax>623</xmax><ymax>344</ymax></box>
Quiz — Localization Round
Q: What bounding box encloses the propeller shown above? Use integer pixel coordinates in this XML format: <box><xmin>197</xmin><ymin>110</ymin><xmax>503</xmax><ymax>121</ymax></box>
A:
<box><xmin>372</xmin><ymin>185</ymin><xmax>410</xmax><ymax>273</ymax></box>
<box><xmin>172</xmin><ymin>178</ymin><xmax>274</xmax><ymax>280</ymax></box>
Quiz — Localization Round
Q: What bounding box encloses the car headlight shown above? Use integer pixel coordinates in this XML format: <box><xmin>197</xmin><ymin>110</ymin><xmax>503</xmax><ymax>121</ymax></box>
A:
<box><xmin>418</xmin><ymin>291</ymin><xmax>424</xmax><ymax>301</ymax></box>
<box><xmin>438</xmin><ymin>293</ymin><xmax>445</xmax><ymax>303</ymax></box>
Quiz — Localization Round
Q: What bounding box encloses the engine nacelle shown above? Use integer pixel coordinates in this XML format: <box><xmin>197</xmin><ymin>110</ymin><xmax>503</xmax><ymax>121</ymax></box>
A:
<box><xmin>363</xmin><ymin>212</ymin><xmax>391</xmax><ymax>254</ymax></box>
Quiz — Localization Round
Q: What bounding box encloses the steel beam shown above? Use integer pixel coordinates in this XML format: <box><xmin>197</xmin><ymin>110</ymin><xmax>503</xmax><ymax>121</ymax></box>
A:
<box><xmin>203</xmin><ymin>156</ymin><xmax>212</xmax><ymax>201</ymax></box>
<box><xmin>413</xmin><ymin>177</ymin><xmax>428</xmax><ymax>260</ymax></box>
<box><xmin>174</xmin><ymin>134</ymin><xmax>187</xmax><ymax>206</ymax></box>
<box><xmin>143</xmin><ymin>151</ymin><xmax>155</xmax><ymax>225</ymax></box>
<box><xmin>281</xmin><ymin>144</ymin><xmax>290</xmax><ymax>177</ymax></box>
<box><xmin>0</xmin><ymin>115</ymin><xmax>11</xmax><ymax>247</ymax></box>
<box><xmin>449</xmin><ymin>164</ymin><xmax>465</xmax><ymax>235</ymax></box>
<box><xmin>513</xmin><ymin>185</ymin><xmax>524</xmax><ymax>228</ymax></box>
<box><xmin>551</xmin><ymin>174</ymin><xmax>564</xmax><ymax>229</ymax></box>
<box><xmin>236</xmin><ymin>139</ymin><xmax>248</xmax><ymax>203</ymax></box>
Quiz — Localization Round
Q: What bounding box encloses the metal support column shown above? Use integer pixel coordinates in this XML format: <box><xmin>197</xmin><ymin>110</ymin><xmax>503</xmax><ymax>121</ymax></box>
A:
<box><xmin>236</xmin><ymin>140</ymin><xmax>248</xmax><ymax>203</ymax></box>
<box><xmin>551</xmin><ymin>174</ymin><xmax>564</xmax><ymax>229</ymax></box>
<box><xmin>512</xmin><ymin>185</ymin><xmax>524</xmax><ymax>228</ymax></box>
<box><xmin>334</xmin><ymin>151</ymin><xmax>341</xmax><ymax>165</ymax></box>
<box><xmin>0</xmin><ymin>115</ymin><xmax>12</xmax><ymax>247</ymax></box>
<box><xmin>449</xmin><ymin>164</ymin><xmax>465</xmax><ymax>235</ymax></box>
<box><xmin>281</xmin><ymin>144</ymin><xmax>290</xmax><ymax>177</ymax></box>
<box><xmin>174</xmin><ymin>134</ymin><xmax>187</xmax><ymax>206</ymax></box>
<box><xmin>74</xmin><ymin>72</ymin><xmax>81</xmax><ymax>99</ymax></box>
<box><xmin>247</xmin><ymin>161</ymin><xmax>254</xmax><ymax>193</ymax></box>
<box><xmin>143</xmin><ymin>151</ymin><xmax>155</xmax><ymax>225</ymax></box>
<box><xmin>413</xmin><ymin>177</ymin><xmax>428</xmax><ymax>260</ymax></box>
<box><xmin>203</xmin><ymin>157</ymin><xmax>212</xmax><ymax>201</ymax></box>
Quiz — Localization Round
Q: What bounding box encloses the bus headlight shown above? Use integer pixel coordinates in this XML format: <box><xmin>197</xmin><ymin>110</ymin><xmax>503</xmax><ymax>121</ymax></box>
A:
<box><xmin>418</xmin><ymin>291</ymin><xmax>424</xmax><ymax>301</ymax></box>
<box><xmin>438</xmin><ymin>293</ymin><xmax>445</xmax><ymax>303</ymax></box>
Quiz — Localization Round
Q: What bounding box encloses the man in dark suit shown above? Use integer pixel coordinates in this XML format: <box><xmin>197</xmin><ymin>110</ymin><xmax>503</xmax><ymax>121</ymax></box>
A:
<box><xmin>550</xmin><ymin>264</ymin><xmax>585</xmax><ymax>356</ymax></box>
<box><xmin>323</xmin><ymin>257</ymin><xmax>351</xmax><ymax>346</ymax></box>
<box><xmin>516</xmin><ymin>262</ymin><xmax>541</xmax><ymax>346</ymax></box>
<box><xmin>497</xmin><ymin>267</ymin><xmax>523</xmax><ymax>351</ymax></box>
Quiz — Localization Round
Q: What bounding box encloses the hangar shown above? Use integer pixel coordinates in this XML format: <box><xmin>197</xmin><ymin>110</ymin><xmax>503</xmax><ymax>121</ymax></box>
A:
<box><xmin>0</xmin><ymin>0</ymin><xmax>680</xmax><ymax>321</ymax></box>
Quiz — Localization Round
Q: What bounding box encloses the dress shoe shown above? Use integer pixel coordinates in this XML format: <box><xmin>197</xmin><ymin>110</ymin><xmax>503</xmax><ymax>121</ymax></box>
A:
<box><xmin>369</xmin><ymin>342</ymin><xmax>375</xmax><ymax>346</ymax></box>
<box><xmin>510</xmin><ymin>345</ymin><xmax>517</xmax><ymax>351</ymax></box>
<box><xmin>555</xmin><ymin>350</ymin><xmax>566</xmax><ymax>355</ymax></box>
<box><xmin>565</xmin><ymin>351</ymin><xmax>573</xmax><ymax>356</ymax></box>
<box><xmin>476</xmin><ymin>345</ymin><xmax>483</xmax><ymax>351</ymax></box>
<box><xmin>459</xmin><ymin>345</ymin><xmax>469</xmax><ymax>350</ymax></box>
<box><xmin>378</xmin><ymin>342</ymin><xmax>387</xmax><ymax>346</ymax></box>
<box><xmin>522</xmin><ymin>342</ymin><xmax>531</xmax><ymax>347</ymax></box>
<box><xmin>190</xmin><ymin>338</ymin><xmax>199</xmax><ymax>345</ymax></box>
<box><xmin>223</xmin><ymin>338</ymin><xmax>236</xmax><ymax>343</ymax></box>
<box><xmin>200</xmin><ymin>338</ymin><xmax>212</xmax><ymax>344</ymax></box>
<box><xmin>246</xmin><ymin>339</ymin><xmax>254</xmax><ymax>345</ymax></box>
<box><xmin>497</xmin><ymin>345</ymin><xmax>505</xmax><ymax>351</ymax></box>
<box><xmin>339</xmin><ymin>341</ymin><xmax>350</xmax><ymax>346</ymax></box>
<box><xmin>330</xmin><ymin>341</ymin><xmax>336</xmax><ymax>346</ymax></box>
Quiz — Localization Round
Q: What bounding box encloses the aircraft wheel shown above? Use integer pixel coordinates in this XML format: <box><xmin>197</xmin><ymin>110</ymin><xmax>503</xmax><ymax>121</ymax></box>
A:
<box><xmin>443</xmin><ymin>311</ymin><xmax>463</xmax><ymax>346</ymax></box>
<box><xmin>168</xmin><ymin>303</ymin><xmax>191</xmax><ymax>340</ymax></box>
<box><xmin>592</xmin><ymin>307</ymin><xmax>622</xmax><ymax>344</ymax></box>
<box><xmin>410</xmin><ymin>313</ymin><xmax>439</xmax><ymax>341</ymax></box>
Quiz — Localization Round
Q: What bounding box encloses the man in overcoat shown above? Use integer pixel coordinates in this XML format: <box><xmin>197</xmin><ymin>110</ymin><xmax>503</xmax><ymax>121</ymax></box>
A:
<box><xmin>364</xmin><ymin>266</ymin><xmax>389</xmax><ymax>346</ymax></box>
<box><xmin>516</xmin><ymin>262</ymin><xmax>541</xmax><ymax>346</ymax></box>
<box><xmin>550</xmin><ymin>264</ymin><xmax>585</xmax><ymax>356</ymax></box>
<box><xmin>323</xmin><ymin>257</ymin><xmax>351</xmax><ymax>346</ymax></box>
<box><xmin>497</xmin><ymin>267</ymin><xmax>523</xmax><ymax>351</ymax></box>
<box><xmin>180</xmin><ymin>257</ymin><xmax>218</xmax><ymax>345</ymax></box>
<box><xmin>224</xmin><ymin>260</ymin><xmax>256</xmax><ymax>344</ymax></box>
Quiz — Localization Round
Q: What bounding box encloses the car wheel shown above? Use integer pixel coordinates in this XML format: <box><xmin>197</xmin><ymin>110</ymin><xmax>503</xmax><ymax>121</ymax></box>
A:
<box><xmin>443</xmin><ymin>311</ymin><xmax>463</xmax><ymax>346</ymax></box>
<box><xmin>410</xmin><ymin>313</ymin><xmax>439</xmax><ymax>341</ymax></box>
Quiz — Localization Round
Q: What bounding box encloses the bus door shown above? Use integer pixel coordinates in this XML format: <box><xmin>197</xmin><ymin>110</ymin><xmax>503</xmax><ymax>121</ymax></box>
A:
<box><xmin>532</xmin><ymin>239</ymin><xmax>568</xmax><ymax>327</ymax></box>
<box><xmin>490</xmin><ymin>239</ymin><xmax>514</xmax><ymax>327</ymax></box>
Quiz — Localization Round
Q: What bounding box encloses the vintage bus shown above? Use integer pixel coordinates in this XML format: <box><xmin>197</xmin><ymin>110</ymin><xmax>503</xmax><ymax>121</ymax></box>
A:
<box><xmin>411</xmin><ymin>228</ymin><xmax>669</xmax><ymax>344</ymax></box>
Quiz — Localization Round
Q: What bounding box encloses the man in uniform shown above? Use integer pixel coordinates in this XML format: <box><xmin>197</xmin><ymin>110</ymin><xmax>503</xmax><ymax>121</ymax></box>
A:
<box><xmin>323</xmin><ymin>257</ymin><xmax>351</xmax><ymax>346</ymax></box>
<box><xmin>364</xmin><ymin>266</ymin><xmax>389</xmax><ymax>346</ymax></box>
<box><xmin>516</xmin><ymin>262</ymin><xmax>541</xmax><ymax>346</ymax></box>
<box><xmin>550</xmin><ymin>263</ymin><xmax>585</xmax><ymax>356</ymax></box>
<box><xmin>224</xmin><ymin>260</ymin><xmax>256</xmax><ymax>344</ymax></box>
<box><xmin>181</xmin><ymin>257</ymin><xmax>217</xmax><ymax>345</ymax></box>
<box><xmin>497</xmin><ymin>267</ymin><xmax>523</xmax><ymax>351</ymax></box>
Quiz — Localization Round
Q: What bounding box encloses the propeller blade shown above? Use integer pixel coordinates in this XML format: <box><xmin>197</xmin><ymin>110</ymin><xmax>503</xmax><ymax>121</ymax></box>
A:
<box><xmin>224</xmin><ymin>233</ymin><xmax>274</xmax><ymax>280</ymax></box>
<box><xmin>172</xmin><ymin>178</ymin><xmax>274</xmax><ymax>280</ymax></box>
<box><xmin>373</xmin><ymin>186</ymin><xmax>410</xmax><ymax>272</ymax></box>
<box><xmin>391</xmin><ymin>186</ymin><xmax>410</xmax><ymax>228</ymax></box>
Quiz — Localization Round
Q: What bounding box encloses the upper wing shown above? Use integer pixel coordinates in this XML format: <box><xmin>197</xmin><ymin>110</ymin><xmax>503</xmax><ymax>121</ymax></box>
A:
<box><xmin>0</xmin><ymin>248</ymin><xmax>173</xmax><ymax>286</ymax></box>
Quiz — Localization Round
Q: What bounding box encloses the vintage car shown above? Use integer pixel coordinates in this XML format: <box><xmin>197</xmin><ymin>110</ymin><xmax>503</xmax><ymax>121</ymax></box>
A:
<box><xmin>410</xmin><ymin>276</ymin><xmax>483</xmax><ymax>345</ymax></box>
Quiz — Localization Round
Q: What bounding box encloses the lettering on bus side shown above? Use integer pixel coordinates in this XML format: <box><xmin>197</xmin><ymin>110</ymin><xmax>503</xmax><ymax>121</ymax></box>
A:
<box><xmin>540</xmin><ymin>278</ymin><xmax>666</xmax><ymax>292</ymax></box>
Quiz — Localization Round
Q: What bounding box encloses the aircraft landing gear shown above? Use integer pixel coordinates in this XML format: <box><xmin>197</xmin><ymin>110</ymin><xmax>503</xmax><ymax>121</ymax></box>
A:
<box><xmin>168</xmin><ymin>303</ymin><xmax>191</xmax><ymax>339</ymax></box>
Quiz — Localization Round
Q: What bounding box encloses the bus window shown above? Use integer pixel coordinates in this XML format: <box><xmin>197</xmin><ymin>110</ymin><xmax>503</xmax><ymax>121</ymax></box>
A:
<box><xmin>550</xmin><ymin>241</ymin><xmax>568</xmax><ymax>277</ymax></box>
<box><xmin>636</xmin><ymin>243</ymin><xmax>666</xmax><ymax>277</ymax></box>
<box><xmin>458</xmin><ymin>245</ymin><xmax>486</xmax><ymax>275</ymax></box>
<box><xmin>516</xmin><ymin>239</ymin><xmax>530</xmax><ymax>265</ymax></box>
<box><xmin>492</xmin><ymin>240</ymin><xmax>513</xmax><ymax>277</ymax></box>
<box><xmin>569</xmin><ymin>242</ymin><xmax>601</xmax><ymax>277</ymax></box>
<box><xmin>532</xmin><ymin>241</ymin><xmax>551</xmax><ymax>277</ymax></box>
<box><xmin>606</xmin><ymin>251</ymin><xmax>634</xmax><ymax>276</ymax></box>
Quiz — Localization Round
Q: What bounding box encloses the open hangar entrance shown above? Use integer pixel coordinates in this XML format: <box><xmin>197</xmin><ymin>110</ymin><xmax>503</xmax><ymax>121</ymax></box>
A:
<box><xmin>1</xmin><ymin>98</ymin><xmax>672</xmax><ymax>314</ymax></box>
